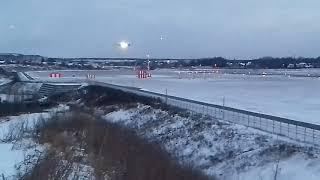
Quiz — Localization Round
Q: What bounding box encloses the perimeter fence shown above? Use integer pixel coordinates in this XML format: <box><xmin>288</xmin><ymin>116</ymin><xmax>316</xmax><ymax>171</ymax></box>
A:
<box><xmin>90</xmin><ymin>81</ymin><xmax>320</xmax><ymax>147</ymax></box>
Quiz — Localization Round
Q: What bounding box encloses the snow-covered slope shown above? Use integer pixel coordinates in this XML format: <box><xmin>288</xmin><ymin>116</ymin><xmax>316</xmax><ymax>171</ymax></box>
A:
<box><xmin>105</xmin><ymin>105</ymin><xmax>320</xmax><ymax>180</ymax></box>
<box><xmin>0</xmin><ymin>113</ymin><xmax>47</xmax><ymax>179</ymax></box>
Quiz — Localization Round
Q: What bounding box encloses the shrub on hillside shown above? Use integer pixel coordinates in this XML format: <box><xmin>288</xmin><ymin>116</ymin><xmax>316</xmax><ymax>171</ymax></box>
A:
<box><xmin>25</xmin><ymin>111</ymin><xmax>213</xmax><ymax>180</ymax></box>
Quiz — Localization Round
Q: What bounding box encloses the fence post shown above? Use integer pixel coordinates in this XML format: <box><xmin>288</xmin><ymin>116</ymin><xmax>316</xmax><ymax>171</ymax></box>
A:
<box><xmin>304</xmin><ymin>128</ymin><xmax>307</xmax><ymax>143</ymax></box>
<box><xmin>280</xmin><ymin>122</ymin><xmax>282</xmax><ymax>135</ymax></box>
<box><xmin>165</xmin><ymin>88</ymin><xmax>168</xmax><ymax>105</ymax></box>
<box><xmin>242</xmin><ymin>114</ymin><xmax>245</xmax><ymax>124</ymax></box>
<box><xmin>266</xmin><ymin>118</ymin><xmax>269</xmax><ymax>131</ymax></box>
<box><xmin>273</xmin><ymin>120</ymin><xmax>275</xmax><ymax>134</ymax></box>
<box><xmin>288</xmin><ymin>123</ymin><xmax>290</xmax><ymax>137</ymax></box>
<box><xmin>296</xmin><ymin>125</ymin><xmax>298</xmax><ymax>140</ymax></box>
<box><xmin>222</xmin><ymin>97</ymin><xmax>225</xmax><ymax>120</ymax></box>
<box><xmin>313</xmin><ymin>129</ymin><xmax>315</xmax><ymax>145</ymax></box>
<box><xmin>214</xmin><ymin>107</ymin><xmax>217</xmax><ymax>117</ymax></box>
<box><xmin>260</xmin><ymin>117</ymin><xmax>262</xmax><ymax>130</ymax></box>
<box><xmin>222</xmin><ymin>109</ymin><xmax>225</xmax><ymax>120</ymax></box>
<box><xmin>247</xmin><ymin>115</ymin><xmax>250</xmax><ymax>126</ymax></box>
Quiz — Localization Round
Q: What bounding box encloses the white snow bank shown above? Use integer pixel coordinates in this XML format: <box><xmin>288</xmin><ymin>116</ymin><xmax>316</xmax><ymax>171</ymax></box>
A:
<box><xmin>106</xmin><ymin>109</ymin><xmax>134</xmax><ymax>123</ymax></box>
<box><xmin>237</xmin><ymin>154</ymin><xmax>320</xmax><ymax>180</ymax></box>
<box><xmin>0</xmin><ymin>143</ymin><xmax>24</xmax><ymax>178</ymax></box>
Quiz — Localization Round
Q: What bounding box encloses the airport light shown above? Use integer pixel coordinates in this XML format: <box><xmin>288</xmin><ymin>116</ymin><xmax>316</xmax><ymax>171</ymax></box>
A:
<box><xmin>119</xmin><ymin>41</ymin><xmax>130</xmax><ymax>49</ymax></box>
<box><xmin>146</xmin><ymin>54</ymin><xmax>150</xmax><ymax>71</ymax></box>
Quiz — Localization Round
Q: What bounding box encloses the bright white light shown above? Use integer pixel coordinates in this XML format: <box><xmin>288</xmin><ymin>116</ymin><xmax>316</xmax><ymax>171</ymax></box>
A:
<box><xmin>119</xmin><ymin>41</ymin><xmax>129</xmax><ymax>49</ymax></box>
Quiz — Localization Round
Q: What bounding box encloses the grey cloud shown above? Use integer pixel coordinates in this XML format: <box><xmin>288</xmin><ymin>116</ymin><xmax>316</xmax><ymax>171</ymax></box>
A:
<box><xmin>0</xmin><ymin>0</ymin><xmax>320</xmax><ymax>58</ymax></box>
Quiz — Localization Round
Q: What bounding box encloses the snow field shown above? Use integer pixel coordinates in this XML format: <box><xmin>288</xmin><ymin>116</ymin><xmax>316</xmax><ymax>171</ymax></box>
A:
<box><xmin>26</xmin><ymin>69</ymin><xmax>320</xmax><ymax>125</ymax></box>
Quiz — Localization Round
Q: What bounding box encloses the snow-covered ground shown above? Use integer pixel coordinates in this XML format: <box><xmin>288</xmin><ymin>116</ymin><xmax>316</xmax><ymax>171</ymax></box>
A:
<box><xmin>26</xmin><ymin>69</ymin><xmax>320</xmax><ymax>125</ymax></box>
<box><xmin>0</xmin><ymin>143</ymin><xmax>25</xmax><ymax>178</ymax></box>
<box><xmin>0</xmin><ymin>113</ymin><xmax>47</xmax><ymax>178</ymax></box>
<box><xmin>104</xmin><ymin>105</ymin><xmax>320</xmax><ymax>180</ymax></box>
<box><xmin>0</xmin><ymin>105</ymin><xmax>69</xmax><ymax>179</ymax></box>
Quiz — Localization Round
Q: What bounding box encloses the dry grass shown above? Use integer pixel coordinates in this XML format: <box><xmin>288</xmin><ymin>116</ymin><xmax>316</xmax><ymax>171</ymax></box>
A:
<box><xmin>23</xmin><ymin>111</ymin><xmax>213</xmax><ymax>180</ymax></box>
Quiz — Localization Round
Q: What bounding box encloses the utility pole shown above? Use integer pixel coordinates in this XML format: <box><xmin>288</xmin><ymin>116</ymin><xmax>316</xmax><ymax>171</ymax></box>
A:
<box><xmin>146</xmin><ymin>54</ymin><xmax>150</xmax><ymax>71</ymax></box>
<box><xmin>222</xmin><ymin>96</ymin><xmax>225</xmax><ymax>119</ymax></box>
<box><xmin>165</xmin><ymin>88</ymin><xmax>168</xmax><ymax>104</ymax></box>
<box><xmin>223</xmin><ymin>96</ymin><xmax>225</xmax><ymax>107</ymax></box>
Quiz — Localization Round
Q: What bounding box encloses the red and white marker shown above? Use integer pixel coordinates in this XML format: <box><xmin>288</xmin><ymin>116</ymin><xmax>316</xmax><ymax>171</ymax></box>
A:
<box><xmin>49</xmin><ymin>73</ymin><xmax>62</xmax><ymax>78</ymax></box>
<box><xmin>137</xmin><ymin>70</ymin><xmax>152</xmax><ymax>79</ymax></box>
<box><xmin>86</xmin><ymin>74</ymin><xmax>96</xmax><ymax>79</ymax></box>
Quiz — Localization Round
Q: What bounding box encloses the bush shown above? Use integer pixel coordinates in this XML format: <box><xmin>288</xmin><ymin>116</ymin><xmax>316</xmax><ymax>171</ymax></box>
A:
<box><xmin>26</xmin><ymin>111</ymin><xmax>213</xmax><ymax>180</ymax></box>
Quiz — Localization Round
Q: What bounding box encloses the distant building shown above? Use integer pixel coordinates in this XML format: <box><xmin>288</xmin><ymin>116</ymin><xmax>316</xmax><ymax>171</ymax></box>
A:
<box><xmin>296</xmin><ymin>63</ymin><xmax>307</xmax><ymax>68</ymax></box>
<box><xmin>287</xmin><ymin>64</ymin><xmax>295</xmax><ymax>69</ymax></box>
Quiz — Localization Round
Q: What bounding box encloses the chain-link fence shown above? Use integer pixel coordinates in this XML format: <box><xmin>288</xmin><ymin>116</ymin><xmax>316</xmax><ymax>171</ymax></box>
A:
<box><xmin>91</xmin><ymin>81</ymin><xmax>320</xmax><ymax>147</ymax></box>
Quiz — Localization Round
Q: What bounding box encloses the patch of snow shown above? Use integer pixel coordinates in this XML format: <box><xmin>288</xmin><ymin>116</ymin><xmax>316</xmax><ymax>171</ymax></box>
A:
<box><xmin>0</xmin><ymin>143</ymin><xmax>24</xmax><ymax>178</ymax></box>
<box><xmin>237</xmin><ymin>154</ymin><xmax>320</xmax><ymax>180</ymax></box>
<box><xmin>106</xmin><ymin>109</ymin><xmax>133</xmax><ymax>123</ymax></box>
<box><xmin>0</xmin><ymin>104</ymin><xmax>69</xmax><ymax>139</ymax></box>
<box><xmin>0</xmin><ymin>112</ymin><xmax>50</xmax><ymax>139</ymax></box>
<box><xmin>0</xmin><ymin>105</ymin><xmax>69</xmax><ymax>178</ymax></box>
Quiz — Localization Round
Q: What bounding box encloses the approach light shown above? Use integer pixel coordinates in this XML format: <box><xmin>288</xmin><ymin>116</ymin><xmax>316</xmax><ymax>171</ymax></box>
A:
<box><xmin>119</xmin><ymin>41</ymin><xmax>130</xmax><ymax>49</ymax></box>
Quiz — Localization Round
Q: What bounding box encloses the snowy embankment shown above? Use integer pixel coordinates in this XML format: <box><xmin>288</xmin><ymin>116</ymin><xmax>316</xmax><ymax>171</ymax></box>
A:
<box><xmin>0</xmin><ymin>105</ymin><xmax>69</xmax><ymax>179</ymax></box>
<box><xmin>104</xmin><ymin>105</ymin><xmax>320</xmax><ymax>180</ymax></box>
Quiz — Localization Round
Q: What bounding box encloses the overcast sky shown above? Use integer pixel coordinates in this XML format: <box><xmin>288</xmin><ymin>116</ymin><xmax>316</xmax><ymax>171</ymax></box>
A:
<box><xmin>1</xmin><ymin>0</ymin><xmax>320</xmax><ymax>58</ymax></box>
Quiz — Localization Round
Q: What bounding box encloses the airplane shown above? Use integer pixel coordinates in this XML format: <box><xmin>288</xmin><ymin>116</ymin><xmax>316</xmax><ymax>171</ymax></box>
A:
<box><xmin>115</xmin><ymin>41</ymin><xmax>131</xmax><ymax>49</ymax></box>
